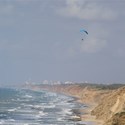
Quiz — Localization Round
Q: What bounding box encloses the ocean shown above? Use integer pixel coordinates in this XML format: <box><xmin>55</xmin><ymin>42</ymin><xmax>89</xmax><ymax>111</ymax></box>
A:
<box><xmin>0</xmin><ymin>87</ymin><xmax>95</xmax><ymax>125</ymax></box>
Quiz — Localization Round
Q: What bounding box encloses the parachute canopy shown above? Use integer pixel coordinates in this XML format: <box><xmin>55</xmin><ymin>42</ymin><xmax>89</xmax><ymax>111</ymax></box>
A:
<box><xmin>80</xmin><ymin>29</ymin><xmax>88</xmax><ymax>35</ymax></box>
<box><xmin>80</xmin><ymin>29</ymin><xmax>88</xmax><ymax>41</ymax></box>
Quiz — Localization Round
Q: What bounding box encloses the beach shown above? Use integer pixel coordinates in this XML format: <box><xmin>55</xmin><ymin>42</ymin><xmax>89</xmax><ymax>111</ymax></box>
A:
<box><xmin>25</xmin><ymin>84</ymin><xmax>106</xmax><ymax>125</ymax></box>
<box><xmin>24</xmin><ymin>83</ymin><xmax>125</xmax><ymax>125</ymax></box>
<box><xmin>51</xmin><ymin>85</ymin><xmax>105</xmax><ymax>125</ymax></box>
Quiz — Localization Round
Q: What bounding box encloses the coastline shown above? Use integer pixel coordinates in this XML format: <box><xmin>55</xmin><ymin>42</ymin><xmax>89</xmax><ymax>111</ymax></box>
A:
<box><xmin>25</xmin><ymin>84</ymin><xmax>105</xmax><ymax>125</ymax></box>
<box><xmin>24</xmin><ymin>83</ymin><xmax>125</xmax><ymax>125</ymax></box>
<box><xmin>54</xmin><ymin>87</ymin><xmax>104</xmax><ymax>125</ymax></box>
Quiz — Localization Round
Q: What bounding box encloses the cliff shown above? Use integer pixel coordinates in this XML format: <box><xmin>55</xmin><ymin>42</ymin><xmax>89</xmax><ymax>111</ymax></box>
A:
<box><xmin>91</xmin><ymin>86</ymin><xmax>125</xmax><ymax>125</ymax></box>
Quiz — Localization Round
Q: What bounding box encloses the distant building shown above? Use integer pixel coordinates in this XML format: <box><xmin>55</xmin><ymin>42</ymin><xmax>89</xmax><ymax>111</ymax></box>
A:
<box><xmin>42</xmin><ymin>80</ymin><xmax>49</xmax><ymax>84</ymax></box>
<box><xmin>64</xmin><ymin>81</ymin><xmax>74</xmax><ymax>84</ymax></box>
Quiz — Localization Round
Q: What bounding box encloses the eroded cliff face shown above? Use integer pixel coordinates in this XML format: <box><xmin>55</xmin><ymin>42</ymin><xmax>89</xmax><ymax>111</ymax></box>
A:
<box><xmin>91</xmin><ymin>87</ymin><xmax>125</xmax><ymax>125</ymax></box>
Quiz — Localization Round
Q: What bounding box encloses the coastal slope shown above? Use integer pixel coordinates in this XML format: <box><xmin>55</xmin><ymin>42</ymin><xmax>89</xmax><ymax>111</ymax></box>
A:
<box><xmin>91</xmin><ymin>86</ymin><xmax>125</xmax><ymax>125</ymax></box>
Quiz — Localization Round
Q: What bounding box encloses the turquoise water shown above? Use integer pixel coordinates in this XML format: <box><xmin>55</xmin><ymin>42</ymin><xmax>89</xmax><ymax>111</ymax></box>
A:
<box><xmin>0</xmin><ymin>87</ymin><xmax>90</xmax><ymax>125</ymax></box>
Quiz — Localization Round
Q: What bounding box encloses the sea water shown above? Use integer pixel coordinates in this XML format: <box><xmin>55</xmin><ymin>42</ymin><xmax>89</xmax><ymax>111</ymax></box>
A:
<box><xmin>0</xmin><ymin>87</ymin><xmax>94</xmax><ymax>125</ymax></box>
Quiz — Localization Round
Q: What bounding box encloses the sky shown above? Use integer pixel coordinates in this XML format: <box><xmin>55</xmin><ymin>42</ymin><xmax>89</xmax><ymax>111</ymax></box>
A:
<box><xmin>0</xmin><ymin>0</ymin><xmax>125</xmax><ymax>85</ymax></box>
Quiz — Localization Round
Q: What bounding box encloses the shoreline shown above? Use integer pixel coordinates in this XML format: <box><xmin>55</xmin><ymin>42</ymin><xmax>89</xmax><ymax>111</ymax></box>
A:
<box><xmin>24</xmin><ymin>83</ymin><xmax>125</xmax><ymax>125</ymax></box>
<box><xmin>56</xmin><ymin>89</ymin><xmax>104</xmax><ymax>125</ymax></box>
<box><xmin>25</xmin><ymin>84</ymin><xmax>104</xmax><ymax>125</ymax></box>
<box><xmin>50</xmin><ymin>85</ymin><xmax>104</xmax><ymax>124</ymax></box>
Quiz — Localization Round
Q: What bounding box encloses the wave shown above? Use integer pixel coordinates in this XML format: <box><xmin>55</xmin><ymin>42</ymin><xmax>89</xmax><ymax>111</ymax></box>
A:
<box><xmin>0</xmin><ymin>88</ymin><xmax>87</xmax><ymax>125</ymax></box>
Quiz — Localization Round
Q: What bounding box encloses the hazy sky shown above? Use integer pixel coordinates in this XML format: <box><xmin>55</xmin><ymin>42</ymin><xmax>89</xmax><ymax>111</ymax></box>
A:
<box><xmin>0</xmin><ymin>0</ymin><xmax>125</xmax><ymax>84</ymax></box>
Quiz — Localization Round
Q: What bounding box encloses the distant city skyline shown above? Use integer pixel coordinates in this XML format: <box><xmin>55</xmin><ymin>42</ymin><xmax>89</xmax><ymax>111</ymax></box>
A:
<box><xmin>0</xmin><ymin>0</ymin><xmax>125</xmax><ymax>85</ymax></box>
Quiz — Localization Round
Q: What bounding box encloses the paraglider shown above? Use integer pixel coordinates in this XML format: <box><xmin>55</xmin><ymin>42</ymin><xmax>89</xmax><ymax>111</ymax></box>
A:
<box><xmin>80</xmin><ymin>29</ymin><xmax>88</xmax><ymax>40</ymax></box>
